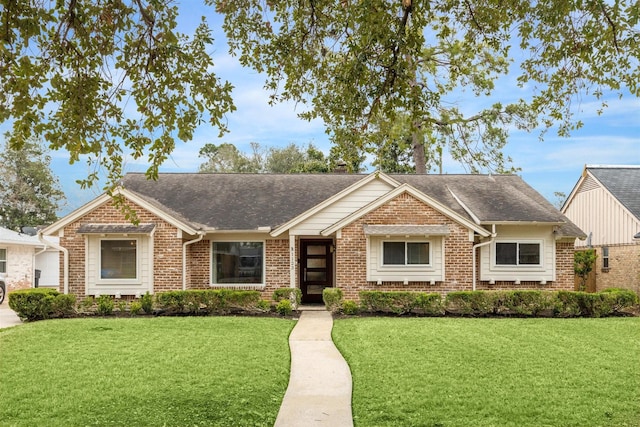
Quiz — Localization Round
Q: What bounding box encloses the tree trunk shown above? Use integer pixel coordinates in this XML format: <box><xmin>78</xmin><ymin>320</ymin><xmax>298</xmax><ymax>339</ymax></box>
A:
<box><xmin>412</xmin><ymin>130</ymin><xmax>426</xmax><ymax>174</ymax></box>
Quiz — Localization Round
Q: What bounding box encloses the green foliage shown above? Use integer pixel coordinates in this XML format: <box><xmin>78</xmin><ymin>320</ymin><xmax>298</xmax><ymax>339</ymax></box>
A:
<box><xmin>574</xmin><ymin>249</ymin><xmax>597</xmax><ymax>291</ymax></box>
<box><xmin>129</xmin><ymin>301</ymin><xmax>143</xmax><ymax>316</ymax></box>
<box><xmin>275</xmin><ymin>299</ymin><xmax>293</xmax><ymax>316</ymax></box>
<box><xmin>359</xmin><ymin>291</ymin><xmax>442</xmax><ymax>315</ymax></box>
<box><xmin>140</xmin><ymin>292</ymin><xmax>153</xmax><ymax>314</ymax></box>
<box><xmin>96</xmin><ymin>295</ymin><xmax>115</xmax><ymax>316</ymax></box>
<box><xmin>493</xmin><ymin>290</ymin><xmax>553</xmax><ymax>316</ymax></box>
<box><xmin>8</xmin><ymin>288</ymin><xmax>75</xmax><ymax>321</ymax></box>
<box><xmin>341</xmin><ymin>300</ymin><xmax>359</xmax><ymax>315</ymax></box>
<box><xmin>322</xmin><ymin>288</ymin><xmax>343</xmax><ymax>313</ymax></box>
<box><xmin>1</xmin><ymin>1</ymin><xmax>235</xmax><ymax>192</ymax></box>
<box><xmin>219</xmin><ymin>1</ymin><xmax>640</xmax><ymax>174</ymax></box>
<box><xmin>116</xmin><ymin>300</ymin><xmax>127</xmax><ymax>313</ymax></box>
<box><xmin>0</xmin><ymin>139</ymin><xmax>66</xmax><ymax>230</ymax></box>
<box><xmin>272</xmin><ymin>287</ymin><xmax>302</xmax><ymax>308</ymax></box>
<box><xmin>257</xmin><ymin>299</ymin><xmax>271</xmax><ymax>312</ymax></box>
<box><xmin>78</xmin><ymin>296</ymin><xmax>94</xmax><ymax>313</ymax></box>
<box><xmin>155</xmin><ymin>290</ymin><xmax>262</xmax><ymax>315</ymax></box>
<box><xmin>445</xmin><ymin>291</ymin><xmax>495</xmax><ymax>316</ymax></box>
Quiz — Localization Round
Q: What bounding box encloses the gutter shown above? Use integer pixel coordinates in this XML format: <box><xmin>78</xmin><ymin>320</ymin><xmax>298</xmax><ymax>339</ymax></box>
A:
<box><xmin>38</xmin><ymin>232</ymin><xmax>68</xmax><ymax>294</ymax></box>
<box><xmin>472</xmin><ymin>224</ymin><xmax>497</xmax><ymax>291</ymax></box>
<box><xmin>183</xmin><ymin>232</ymin><xmax>204</xmax><ymax>291</ymax></box>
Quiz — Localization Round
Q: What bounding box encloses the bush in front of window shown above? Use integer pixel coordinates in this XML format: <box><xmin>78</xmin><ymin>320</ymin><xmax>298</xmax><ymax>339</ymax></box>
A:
<box><xmin>141</xmin><ymin>292</ymin><xmax>154</xmax><ymax>314</ymax></box>
<box><xmin>444</xmin><ymin>291</ymin><xmax>495</xmax><ymax>316</ymax></box>
<box><xmin>322</xmin><ymin>288</ymin><xmax>343</xmax><ymax>313</ymax></box>
<box><xmin>414</xmin><ymin>293</ymin><xmax>445</xmax><ymax>316</ymax></box>
<box><xmin>9</xmin><ymin>289</ymin><xmax>76</xmax><ymax>321</ymax></box>
<box><xmin>96</xmin><ymin>295</ymin><xmax>115</xmax><ymax>316</ymax></box>
<box><xmin>493</xmin><ymin>290</ymin><xmax>553</xmax><ymax>316</ymax></box>
<box><xmin>154</xmin><ymin>289</ymin><xmax>263</xmax><ymax>315</ymax></box>
<box><xmin>341</xmin><ymin>300</ymin><xmax>359</xmax><ymax>315</ymax></box>
<box><xmin>360</xmin><ymin>291</ymin><xmax>419</xmax><ymax>315</ymax></box>
<box><xmin>129</xmin><ymin>301</ymin><xmax>143</xmax><ymax>316</ymax></box>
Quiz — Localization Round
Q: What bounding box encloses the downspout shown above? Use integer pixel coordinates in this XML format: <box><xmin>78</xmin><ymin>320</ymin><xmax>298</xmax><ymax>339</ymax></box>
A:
<box><xmin>38</xmin><ymin>232</ymin><xmax>68</xmax><ymax>294</ymax></box>
<box><xmin>472</xmin><ymin>224</ymin><xmax>497</xmax><ymax>291</ymax></box>
<box><xmin>183</xmin><ymin>232</ymin><xmax>204</xmax><ymax>291</ymax></box>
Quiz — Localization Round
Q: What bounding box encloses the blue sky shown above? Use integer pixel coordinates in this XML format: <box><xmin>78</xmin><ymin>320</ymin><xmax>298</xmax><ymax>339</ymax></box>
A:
<box><xmin>13</xmin><ymin>5</ymin><xmax>640</xmax><ymax>215</ymax></box>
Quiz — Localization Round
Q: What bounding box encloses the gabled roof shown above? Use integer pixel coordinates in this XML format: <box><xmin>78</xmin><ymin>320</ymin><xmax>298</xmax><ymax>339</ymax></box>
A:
<box><xmin>118</xmin><ymin>172</ymin><xmax>583</xmax><ymax>238</ymax></box>
<box><xmin>586</xmin><ymin>165</ymin><xmax>640</xmax><ymax>221</ymax></box>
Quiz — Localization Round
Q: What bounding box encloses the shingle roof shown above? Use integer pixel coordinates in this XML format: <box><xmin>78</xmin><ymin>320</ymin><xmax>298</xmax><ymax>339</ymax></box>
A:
<box><xmin>587</xmin><ymin>166</ymin><xmax>640</xmax><ymax>221</ymax></box>
<box><xmin>77</xmin><ymin>224</ymin><xmax>156</xmax><ymax>234</ymax></box>
<box><xmin>121</xmin><ymin>173</ymin><xmax>584</xmax><ymax>237</ymax></box>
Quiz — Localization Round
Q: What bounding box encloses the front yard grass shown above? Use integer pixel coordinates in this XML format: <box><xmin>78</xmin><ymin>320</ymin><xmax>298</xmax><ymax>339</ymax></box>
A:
<box><xmin>333</xmin><ymin>317</ymin><xmax>640</xmax><ymax>427</ymax></box>
<box><xmin>0</xmin><ymin>317</ymin><xmax>294</xmax><ymax>426</ymax></box>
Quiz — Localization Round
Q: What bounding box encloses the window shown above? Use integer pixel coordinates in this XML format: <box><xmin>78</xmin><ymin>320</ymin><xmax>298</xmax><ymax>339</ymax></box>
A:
<box><xmin>213</xmin><ymin>242</ymin><xmax>264</xmax><ymax>284</ymax></box>
<box><xmin>496</xmin><ymin>242</ymin><xmax>540</xmax><ymax>266</ymax></box>
<box><xmin>100</xmin><ymin>239</ymin><xmax>137</xmax><ymax>279</ymax></box>
<box><xmin>0</xmin><ymin>248</ymin><xmax>6</xmax><ymax>273</ymax></box>
<box><xmin>602</xmin><ymin>246</ymin><xmax>609</xmax><ymax>269</ymax></box>
<box><xmin>382</xmin><ymin>241</ymin><xmax>430</xmax><ymax>266</ymax></box>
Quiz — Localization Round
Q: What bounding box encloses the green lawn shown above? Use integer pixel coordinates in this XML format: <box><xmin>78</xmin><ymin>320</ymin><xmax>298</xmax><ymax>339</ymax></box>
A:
<box><xmin>333</xmin><ymin>317</ymin><xmax>640</xmax><ymax>427</ymax></box>
<box><xmin>0</xmin><ymin>317</ymin><xmax>295</xmax><ymax>427</ymax></box>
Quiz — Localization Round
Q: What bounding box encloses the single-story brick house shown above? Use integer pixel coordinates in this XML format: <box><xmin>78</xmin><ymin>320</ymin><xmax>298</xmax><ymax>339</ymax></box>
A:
<box><xmin>40</xmin><ymin>172</ymin><xmax>585</xmax><ymax>303</ymax></box>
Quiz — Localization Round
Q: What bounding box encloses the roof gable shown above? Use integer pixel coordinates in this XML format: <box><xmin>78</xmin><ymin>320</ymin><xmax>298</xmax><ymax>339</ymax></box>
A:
<box><xmin>587</xmin><ymin>165</ymin><xmax>640</xmax><ymax>221</ymax></box>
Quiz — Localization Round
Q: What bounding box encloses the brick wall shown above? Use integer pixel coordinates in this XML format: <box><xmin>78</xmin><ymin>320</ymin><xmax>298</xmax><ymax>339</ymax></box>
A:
<box><xmin>335</xmin><ymin>192</ymin><xmax>475</xmax><ymax>300</ymax></box>
<box><xmin>594</xmin><ymin>244</ymin><xmax>640</xmax><ymax>295</ymax></box>
<box><xmin>60</xmin><ymin>199</ymin><xmax>183</xmax><ymax>297</ymax></box>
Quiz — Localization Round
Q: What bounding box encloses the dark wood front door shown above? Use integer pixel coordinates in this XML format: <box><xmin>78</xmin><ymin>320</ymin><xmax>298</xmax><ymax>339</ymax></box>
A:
<box><xmin>300</xmin><ymin>239</ymin><xmax>333</xmax><ymax>304</ymax></box>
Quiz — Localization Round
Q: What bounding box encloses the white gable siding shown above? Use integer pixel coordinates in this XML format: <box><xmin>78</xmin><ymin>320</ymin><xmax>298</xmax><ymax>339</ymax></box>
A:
<box><xmin>86</xmin><ymin>235</ymin><xmax>152</xmax><ymax>296</ymax></box>
<box><xmin>479</xmin><ymin>225</ymin><xmax>556</xmax><ymax>283</ymax></box>
<box><xmin>290</xmin><ymin>179</ymin><xmax>395</xmax><ymax>236</ymax></box>
<box><xmin>564</xmin><ymin>181</ymin><xmax>640</xmax><ymax>246</ymax></box>
<box><xmin>367</xmin><ymin>235</ymin><xmax>445</xmax><ymax>283</ymax></box>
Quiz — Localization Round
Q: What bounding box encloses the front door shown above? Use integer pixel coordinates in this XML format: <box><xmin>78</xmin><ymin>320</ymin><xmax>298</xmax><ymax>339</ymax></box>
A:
<box><xmin>300</xmin><ymin>239</ymin><xmax>333</xmax><ymax>304</ymax></box>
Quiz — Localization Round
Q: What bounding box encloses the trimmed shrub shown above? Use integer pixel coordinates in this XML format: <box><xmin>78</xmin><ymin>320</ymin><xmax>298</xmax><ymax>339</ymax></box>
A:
<box><xmin>78</xmin><ymin>296</ymin><xmax>95</xmax><ymax>314</ymax></box>
<box><xmin>273</xmin><ymin>288</ymin><xmax>302</xmax><ymax>309</ymax></box>
<box><xmin>8</xmin><ymin>289</ymin><xmax>76</xmax><ymax>321</ymax></box>
<box><xmin>445</xmin><ymin>291</ymin><xmax>495</xmax><ymax>316</ymax></box>
<box><xmin>600</xmin><ymin>288</ymin><xmax>639</xmax><ymax>313</ymax></box>
<box><xmin>323</xmin><ymin>288</ymin><xmax>343</xmax><ymax>313</ymax></box>
<box><xmin>276</xmin><ymin>299</ymin><xmax>293</xmax><ymax>316</ymax></box>
<box><xmin>155</xmin><ymin>290</ymin><xmax>262</xmax><ymax>315</ymax></box>
<box><xmin>494</xmin><ymin>291</ymin><xmax>552</xmax><ymax>316</ymax></box>
<box><xmin>360</xmin><ymin>291</ymin><xmax>417</xmax><ymax>315</ymax></box>
<box><xmin>141</xmin><ymin>292</ymin><xmax>154</xmax><ymax>314</ymax></box>
<box><xmin>414</xmin><ymin>293</ymin><xmax>445</xmax><ymax>316</ymax></box>
<box><xmin>96</xmin><ymin>295</ymin><xmax>114</xmax><ymax>316</ymax></box>
<box><xmin>129</xmin><ymin>301</ymin><xmax>143</xmax><ymax>316</ymax></box>
<box><xmin>341</xmin><ymin>300</ymin><xmax>359</xmax><ymax>315</ymax></box>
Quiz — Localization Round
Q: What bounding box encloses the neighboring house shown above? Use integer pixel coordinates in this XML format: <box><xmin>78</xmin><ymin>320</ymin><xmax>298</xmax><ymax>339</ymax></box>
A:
<box><xmin>562</xmin><ymin>165</ymin><xmax>640</xmax><ymax>295</ymax></box>
<box><xmin>0</xmin><ymin>226</ymin><xmax>60</xmax><ymax>293</ymax></box>
<box><xmin>41</xmin><ymin>172</ymin><xmax>584</xmax><ymax>303</ymax></box>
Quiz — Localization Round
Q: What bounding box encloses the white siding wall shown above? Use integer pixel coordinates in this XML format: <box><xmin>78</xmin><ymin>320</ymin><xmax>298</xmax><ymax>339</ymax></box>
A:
<box><xmin>35</xmin><ymin>248</ymin><xmax>60</xmax><ymax>288</ymax></box>
<box><xmin>367</xmin><ymin>236</ymin><xmax>445</xmax><ymax>282</ymax></box>
<box><xmin>564</xmin><ymin>181</ymin><xmax>640</xmax><ymax>246</ymax></box>
<box><xmin>479</xmin><ymin>225</ymin><xmax>556</xmax><ymax>282</ymax></box>
<box><xmin>290</xmin><ymin>179</ymin><xmax>394</xmax><ymax>235</ymax></box>
<box><xmin>86</xmin><ymin>235</ymin><xmax>152</xmax><ymax>296</ymax></box>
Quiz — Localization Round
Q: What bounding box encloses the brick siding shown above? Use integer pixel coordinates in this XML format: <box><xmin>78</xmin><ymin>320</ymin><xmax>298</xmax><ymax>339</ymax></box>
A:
<box><xmin>594</xmin><ymin>244</ymin><xmax>640</xmax><ymax>295</ymax></box>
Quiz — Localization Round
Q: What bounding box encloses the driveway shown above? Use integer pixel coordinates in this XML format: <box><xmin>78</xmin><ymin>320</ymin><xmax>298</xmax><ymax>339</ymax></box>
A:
<box><xmin>0</xmin><ymin>301</ymin><xmax>22</xmax><ymax>328</ymax></box>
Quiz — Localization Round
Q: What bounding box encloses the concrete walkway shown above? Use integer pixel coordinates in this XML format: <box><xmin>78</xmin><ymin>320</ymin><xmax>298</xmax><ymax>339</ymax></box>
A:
<box><xmin>0</xmin><ymin>302</ymin><xmax>22</xmax><ymax>329</ymax></box>
<box><xmin>274</xmin><ymin>310</ymin><xmax>353</xmax><ymax>427</ymax></box>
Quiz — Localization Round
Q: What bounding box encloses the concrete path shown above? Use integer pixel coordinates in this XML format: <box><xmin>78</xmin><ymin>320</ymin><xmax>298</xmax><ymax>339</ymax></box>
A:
<box><xmin>274</xmin><ymin>310</ymin><xmax>353</xmax><ymax>427</ymax></box>
<box><xmin>0</xmin><ymin>302</ymin><xmax>22</xmax><ymax>329</ymax></box>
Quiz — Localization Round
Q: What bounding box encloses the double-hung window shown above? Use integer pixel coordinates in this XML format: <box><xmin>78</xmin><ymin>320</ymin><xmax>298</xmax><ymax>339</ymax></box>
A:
<box><xmin>212</xmin><ymin>241</ymin><xmax>264</xmax><ymax>284</ymax></box>
<box><xmin>100</xmin><ymin>239</ymin><xmax>138</xmax><ymax>280</ymax></box>
<box><xmin>0</xmin><ymin>248</ymin><xmax>6</xmax><ymax>273</ymax></box>
<box><xmin>495</xmin><ymin>242</ymin><xmax>540</xmax><ymax>266</ymax></box>
<box><xmin>382</xmin><ymin>241</ymin><xmax>430</xmax><ymax>266</ymax></box>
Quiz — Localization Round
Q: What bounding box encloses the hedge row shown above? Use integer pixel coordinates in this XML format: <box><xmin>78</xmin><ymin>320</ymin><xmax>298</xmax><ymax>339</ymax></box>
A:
<box><xmin>154</xmin><ymin>289</ymin><xmax>264</xmax><ymax>315</ymax></box>
<box><xmin>324</xmin><ymin>289</ymin><xmax>639</xmax><ymax>318</ymax></box>
<box><xmin>8</xmin><ymin>289</ymin><xmax>76</xmax><ymax>321</ymax></box>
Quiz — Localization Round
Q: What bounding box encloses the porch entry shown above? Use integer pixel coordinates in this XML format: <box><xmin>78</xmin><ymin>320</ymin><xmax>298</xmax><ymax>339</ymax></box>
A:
<box><xmin>300</xmin><ymin>239</ymin><xmax>334</xmax><ymax>304</ymax></box>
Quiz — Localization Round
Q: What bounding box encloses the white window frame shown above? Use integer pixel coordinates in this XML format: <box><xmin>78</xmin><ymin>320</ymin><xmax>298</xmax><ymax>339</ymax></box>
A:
<box><xmin>98</xmin><ymin>237</ymin><xmax>140</xmax><ymax>284</ymax></box>
<box><xmin>0</xmin><ymin>248</ymin><xmax>6</xmax><ymax>273</ymax></box>
<box><xmin>380</xmin><ymin>240</ymin><xmax>432</xmax><ymax>268</ymax></box>
<box><xmin>210</xmin><ymin>240</ymin><xmax>266</xmax><ymax>287</ymax></box>
<box><xmin>492</xmin><ymin>240</ymin><xmax>543</xmax><ymax>268</ymax></box>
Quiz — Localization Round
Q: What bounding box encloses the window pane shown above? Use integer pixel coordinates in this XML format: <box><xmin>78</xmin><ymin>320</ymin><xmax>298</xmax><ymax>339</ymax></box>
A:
<box><xmin>519</xmin><ymin>243</ymin><xmax>540</xmax><ymax>265</ymax></box>
<box><xmin>0</xmin><ymin>248</ymin><xmax>5</xmax><ymax>273</ymax></box>
<box><xmin>496</xmin><ymin>243</ymin><xmax>517</xmax><ymax>265</ymax></box>
<box><xmin>306</xmin><ymin>271</ymin><xmax>327</xmax><ymax>281</ymax></box>
<box><xmin>307</xmin><ymin>245</ymin><xmax>326</xmax><ymax>255</ymax></box>
<box><xmin>213</xmin><ymin>242</ymin><xmax>263</xmax><ymax>284</ymax></box>
<box><xmin>383</xmin><ymin>242</ymin><xmax>405</xmax><ymax>265</ymax></box>
<box><xmin>307</xmin><ymin>258</ymin><xmax>326</xmax><ymax>268</ymax></box>
<box><xmin>101</xmin><ymin>240</ymin><xmax>137</xmax><ymax>279</ymax></box>
<box><xmin>407</xmin><ymin>243</ymin><xmax>429</xmax><ymax>264</ymax></box>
